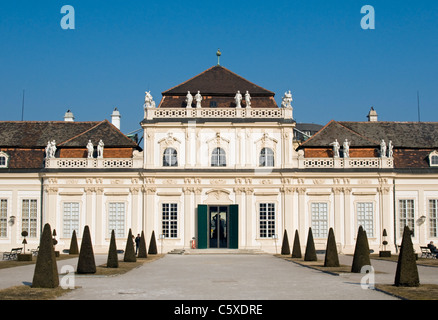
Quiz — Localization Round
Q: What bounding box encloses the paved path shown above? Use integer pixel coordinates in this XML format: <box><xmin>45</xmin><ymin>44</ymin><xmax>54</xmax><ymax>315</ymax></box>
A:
<box><xmin>2</xmin><ymin>253</ymin><xmax>437</xmax><ymax>301</ymax></box>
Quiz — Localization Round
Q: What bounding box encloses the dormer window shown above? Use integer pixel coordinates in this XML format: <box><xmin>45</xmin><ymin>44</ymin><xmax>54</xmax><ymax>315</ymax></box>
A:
<box><xmin>0</xmin><ymin>152</ymin><xmax>9</xmax><ymax>168</ymax></box>
<box><xmin>429</xmin><ymin>151</ymin><xmax>438</xmax><ymax>167</ymax></box>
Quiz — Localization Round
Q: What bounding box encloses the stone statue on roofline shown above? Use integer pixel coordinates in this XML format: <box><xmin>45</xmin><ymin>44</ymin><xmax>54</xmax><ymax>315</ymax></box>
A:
<box><xmin>234</xmin><ymin>90</ymin><xmax>242</xmax><ymax>108</ymax></box>
<box><xmin>245</xmin><ymin>91</ymin><xmax>251</xmax><ymax>108</ymax></box>
<box><xmin>45</xmin><ymin>140</ymin><xmax>57</xmax><ymax>159</ymax></box>
<box><xmin>97</xmin><ymin>140</ymin><xmax>104</xmax><ymax>158</ymax></box>
<box><xmin>86</xmin><ymin>140</ymin><xmax>94</xmax><ymax>158</ymax></box>
<box><xmin>388</xmin><ymin>140</ymin><xmax>393</xmax><ymax>158</ymax></box>
<box><xmin>194</xmin><ymin>91</ymin><xmax>202</xmax><ymax>108</ymax></box>
<box><xmin>144</xmin><ymin>91</ymin><xmax>154</xmax><ymax>108</ymax></box>
<box><xmin>185</xmin><ymin>91</ymin><xmax>193</xmax><ymax>108</ymax></box>
<box><xmin>281</xmin><ymin>90</ymin><xmax>293</xmax><ymax>108</ymax></box>
<box><xmin>380</xmin><ymin>139</ymin><xmax>387</xmax><ymax>158</ymax></box>
<box><xmin>343</xmin><ymin>139</ymin><xmax>350</xmax><ymax>158</ymax></box>
<box><xmin>330</xmin><ymin>139</ymin><xmax>340</xmax><ymax>158</ymax></box>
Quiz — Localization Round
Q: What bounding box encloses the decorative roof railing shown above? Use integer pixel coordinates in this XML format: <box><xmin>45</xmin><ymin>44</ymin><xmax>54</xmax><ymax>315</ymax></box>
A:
<box><xmin>298</xmin><ymin>157</ymin><xmax>394</xmax><ymax>169</ymax></box>
<box><xmin>45</xmin><ymin>158</ymin><xmax>143</xmax><ymax>169</ymax></box>
<box><xmin>144</xmin><ymin>107</ymin><xmax>293</xmax><ymax>120</ymax></box>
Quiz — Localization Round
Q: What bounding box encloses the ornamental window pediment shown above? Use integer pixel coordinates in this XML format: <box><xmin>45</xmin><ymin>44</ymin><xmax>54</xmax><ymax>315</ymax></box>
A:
<box><xmin>0</xmin><ymin>152</ymin><xmax>9</xmax><ymax>168</ymax></box>
<box><xmin>158</xmin><ymin>133</ymin><xmax>181</xmax><ymax>167</ymax></box>
<box><xmin>429</xmin><ymin>150</ymin><xmax>438</xmax><ymax>167</ymax></box>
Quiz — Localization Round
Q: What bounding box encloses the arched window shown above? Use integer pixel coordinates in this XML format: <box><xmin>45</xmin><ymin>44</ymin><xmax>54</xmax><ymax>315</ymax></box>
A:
<box><xmin>0</xmin><ymin>152</ymin><xmax>9</xmax><ymax>168</ymax></box>
<box><xmin>163</xmin><ymin>148</ymin><xmax>178</xmax><ymax>167</ymax></box>
<box><xmin>259</xmin><ymin>147</ymin><xmax>274</xmax><ymax>167</ymax></box>
<box><xmin>211</xmin><ymin>147</ymin><xmax>226</xmax><ymax>167</ymax></box>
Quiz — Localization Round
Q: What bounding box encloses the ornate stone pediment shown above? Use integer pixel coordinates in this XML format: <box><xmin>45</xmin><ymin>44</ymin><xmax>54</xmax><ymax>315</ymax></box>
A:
<box><xmin>204</xmin><ymin>189</ymin><xmax>232</xmax><ymax>204</ymax></box>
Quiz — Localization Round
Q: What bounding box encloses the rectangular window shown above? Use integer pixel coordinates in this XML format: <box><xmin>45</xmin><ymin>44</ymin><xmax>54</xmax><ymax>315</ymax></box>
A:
<box><xmin>63</xmin><ymin>202</ymin><xmax>80</xmax><ymax>238</ymax></box>
<box><xmin>0</xmin><ymin>199</ymin><xmax>7</xmax><ymax>238</ymax></box>
<box><xmin>108</xmin><ymin>202</ymin><xmax>125</xmax><ymax>238</ymax></box>
<box><xmin>311</xmin><ymin>202</ymin><xmax>328</xmax><ymax>238</ymax></box>
<box><xmin>22</xmin><ymin>199</ymin><xmax>38</xmax><ymax>238</ymax></box>
<box><xmin>259</xmin><ymin>203</ymin><xmax>275</xmax><ymax>238</ymax></box>
<box><xmin>399</xmin><ymin>199</ymin><xmax>415</xmax><ymax>237</ymax></box>
<box><xmin>162</xmin><ymin>203</ymin><xmax>178</xmax><ymax>238</ymax></box>
<box><xmin>357</xmin><ymin>202</ymin><xmax>374</xmax><ymax>237</ymax></box>
<box><xmin>429</xmin><ymin>199</ymin><xmax>438</xmax><ymax>237</ymax></box>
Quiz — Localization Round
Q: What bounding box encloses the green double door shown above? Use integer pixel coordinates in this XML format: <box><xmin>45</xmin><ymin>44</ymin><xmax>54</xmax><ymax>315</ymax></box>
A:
<box><xmin>197</xmin><ymin>205</ymin><xmax>238</xmax><ymax>249</ymax></box>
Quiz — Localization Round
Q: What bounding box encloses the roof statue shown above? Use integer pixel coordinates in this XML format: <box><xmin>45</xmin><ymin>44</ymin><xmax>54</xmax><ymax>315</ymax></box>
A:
<box><xmin>245</xmin><ymin>91</ymin><xmax>251</xmax><ymax>108</ymax></box>
<box><xmin>343</xmin><ymin>139</ymin><xmax>350</xmax><ymax>158</ymax></box>
<box><xmin>45</xmin><ymin>140</ymin><xmax>57</xmax><ymax>159</ymax></box>
<box><xmin>281</xmin><ymin>90</ymin><xmax>293</xmax><ymax>108</ymax></box>
<box><xmin>97</xmin><ymin>139</ymin><xmax>104</xmax><ymax>158</ymax></box>
<box><xmin>234</xmin><ymin>90</ymin><xmax>242</xmax><ymax>108</ymax></box>
<box><xmin>185</xmin><ymin>91</ymin><xmax>193</xmax><ymax>108</ymax></box>
<box><xmin>330</xmin><ymin>139</ymin><xmax>340</xmax><ymax>158</ymax></box>
<box><xmin>194</xmin><ymin>91</ymin><xmax>202</xmax><ymax>108</ymax></box>
<box><xmin>144</xmin><ymin>91</ymin><xmax>155</xmax><ymax>108</ymax></box>
<box><xmin>87</xmin><ymin>140</ymin><xmax>94</xmax><ymax>158</ymax></box>
<box><xmin>380</xmin><ymin>139</ymin><xmax>387</xmax><ymax>158</ymax></box>
<box><xmin>388</xmin><ymin>140</ymin><xmax>393</xmax><ymax>158</ymax></box>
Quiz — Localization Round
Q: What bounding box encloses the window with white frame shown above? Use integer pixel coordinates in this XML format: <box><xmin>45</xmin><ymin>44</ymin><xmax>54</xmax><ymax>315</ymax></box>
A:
<box><xmin>429</xmin><ymin>199</ymin><xmax>438</xmax><ymax>237</ymax></box>
<box><xmin>0</xmin><ymin>199</ymin><xmax>7</xmax><ymax>238</ymax></box>
<box><xmin>356</xmin><ymin>202</ymin><xmax>374</xmax><ymax>237</ymax></box>
<box><xmin>108</xmin><ymin>202</ymin><xmax>126</xmax><ymax>238</ymax></box>
<box><xmin>211</xmin><ymin>147</ymin><xmax>226</xmax><ymax>167</ymax></box>
<box><xmin>163</xmin><ymin>147</ymin><xmax>178</xmax><ymax>167</ymax></box>
<box><xmin>162</xmin><ymin>203</ymin><xmax>178</xmax><ymax>238</ymax></box>
<box><xmin>22</xmin><ymin>199</ymin><xmax>38</xmax><ymax>238</ymax></box>
<box><xmin>399</xmin><ymin>199</ymin><xmax>415</xmax><ymax>237</ymax></box>
<box><xmin>63</xmin><ymin>202</ymin><xmax>80</xmax><ymax>238</ymax></box>
<box><xmin>259</xmin><ymin>147</ymin><xmax>274</xmax><ymax>167</ymax></box>
<box><xmin>311</xmin><ymin>202</ymin><xmax>328</xmax><ymax>238</ymax></box>
<box><xmin>0</xmin><ymin>152</ymin><xmax>9</xmax><ymax>168</ymax></box>
<box><xmin>429</xmin><ymin>151</ymin><xmax>438</xmax><ymax>167</ymax></box>
<box><xmin>259</xmin><ymin>203</ymin><xmax>275</xmax><ymax>238</ymax></box>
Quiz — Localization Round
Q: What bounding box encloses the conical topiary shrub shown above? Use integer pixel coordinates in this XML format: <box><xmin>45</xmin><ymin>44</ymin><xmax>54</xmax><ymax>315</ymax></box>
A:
<box><xmin>107</xmin><ymin>230</ymin><xmax>119</xmax><ymax>268</ymax></box>
<box><xmin>77</xmin><ymin>225</ymin><xmax>96</xmax><ymax>274</ymax></box>
<box><xmin>351</xmin><ymin>226</ymin><xmax>371</xmax><ymax>273</ymax></box>
<box><xmin>304</xmin><ymin>227</ymin><xmax>317</xmax><ymax>261</ymax></box>
<box><xmin>32</xmin><ymin>223</ymin><xmax>59</xmax><ymax>288</ymax></box>
<box><xmin>394</xmin><ymin>226</ymin><xmax>420</xmax><ymax>287</ymax></box>
<box><xmin>137</xmin><ymin>230</ymin><xmax>147</xmax><ymax>258</ymax></box>
<box><xmin>281</xmin><ymin>230</ymin><xmax>290</xmax><ymax>255</ymax></box>
<box><xmin>124</xmin><ymin>228</ymin><xmax>137</xmax><ymax>262</ymax></box>
<box><xmin>148</xmin><ymin>230</ymin><xmax>158</xmax><ymax>255</ymax></box>
<box><xmin>69</xmin><ymin>230</ymin><xmax>79</xmax><ymax>255</ymax></box>
<box><xmin>291</xmin><ymin>229</ymin><xmax>302</xmax><ymax>258</ymax></box>
<box><xmin>324</xmin><ymin>228</ymin><xmax>340</xmax><ymax>267</ymax></box>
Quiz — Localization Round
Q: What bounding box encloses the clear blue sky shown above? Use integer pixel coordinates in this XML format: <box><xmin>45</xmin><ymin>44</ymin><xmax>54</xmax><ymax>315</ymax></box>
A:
<box><xmin>1</xmin><ymin>0</ymin><xmax>437</xmax><ymax>136</ymax></box>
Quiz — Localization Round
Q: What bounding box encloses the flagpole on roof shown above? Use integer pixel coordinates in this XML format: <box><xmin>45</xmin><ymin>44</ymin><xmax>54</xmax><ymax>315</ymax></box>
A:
<box><xmin>21</xmin><ymin>89</ymin><xmax>25</xmax><ymax>121</ymax></box>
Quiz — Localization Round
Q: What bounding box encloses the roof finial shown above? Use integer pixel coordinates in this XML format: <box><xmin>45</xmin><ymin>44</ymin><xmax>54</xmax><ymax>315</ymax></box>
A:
<box><xmin>216</xmin><ymin>48</ymin><xmax>221</xmax><ymax>66</ymax></box>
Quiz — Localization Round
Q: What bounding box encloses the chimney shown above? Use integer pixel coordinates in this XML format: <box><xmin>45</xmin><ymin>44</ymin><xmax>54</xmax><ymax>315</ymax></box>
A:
<box><xmin>367</xmin><ymin>107</ymin><xmax>378</xmax><ymax>122</ymax></box>
<box><xmin>111</xmin><ymin>107</ymin><xmax>121</xmax><ymax>130</ymax></box>
<box><xmin>64</xmin><ymin>109</ymin><xmax>75</xmax><ymax>122</ymax></box>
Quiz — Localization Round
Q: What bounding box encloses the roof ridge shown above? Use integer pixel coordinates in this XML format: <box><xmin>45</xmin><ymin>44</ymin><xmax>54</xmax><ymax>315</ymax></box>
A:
<box><xmin>57</xmin><ymin>121</ymin><xmax>105</xmax><ymax>146</ymax></box>
<box><xmin>299</xmin><ymin>119</ymin><xmax>336</xmax><ymax>147</ymax></box>
<box><xmin>336</xmin><ymin>122</ymin><xmax>381</xmax><ymax>145</ymax></box>
<box><xmin>162</xmin><ymin>65</ymin><xmax>217</xmax><ymax>95</ymax></box>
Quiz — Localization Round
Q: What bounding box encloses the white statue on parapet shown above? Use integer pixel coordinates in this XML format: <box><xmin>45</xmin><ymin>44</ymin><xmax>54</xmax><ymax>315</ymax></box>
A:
<box><xmin>186</xmin><ymin>91</ymin><xmax>193</xmax><ymax>108</ymax></box>
<box><xmin>330</xmin><ymin>139</ymin><xmax>340</xmax><ymax>158</ymax></box>
<box><xmin>380</xmin><ymin>139</ymin><xmax>387</xmax><ymax>158</ymax></box>
<box><xmin>388</xmin><ymin>140</ymin><xmax>393</xmax><ymax>158</ymax></box>
<box><xmin>97</xmin><ymin>140</ymin><xmax>104</xmax><ymax>158</ymax></box>
<box><xmin>87</xmin><ymin>140</ymin><xmax>94</xmax><ymax>158</ymax></box>
<box><xmin>343</xmin><ymin>139</ymin><xmax>350</xmax><ymax>158</ymax></box>
<box><xmin>234</xmin><ymin>90</ymin><xmax>242</xmax><ymax>108</ymax></box>
<box><xmin>45</xmin><ymin>140</ymin><xmax>57</xmax><ymax>159</ymax></box>
<box><xmin>195</xmin><ymin>91</ymin><xmax>202</xmax><ymax>108</ymax></box>
<box><xmin>245</xmin><ymin>91</ymin><xmax>251</xmax><ymax>108</ymax></box>
<box><xmin>144</xmin><ymin>91</ymin><xmax>155</xmax><ymax>108</ymax></box>
<box><xmin>281</xmin><ymin>90</ymin><xmax>293</xmax><ymax>108</ymax></box>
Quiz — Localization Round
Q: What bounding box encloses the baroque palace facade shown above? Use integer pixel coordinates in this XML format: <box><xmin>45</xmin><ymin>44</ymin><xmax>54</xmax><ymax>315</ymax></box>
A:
<box><xmin>1</xmin><ymin>64</ymin><xmax>438</xmax><ymax>254</ymax></box>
